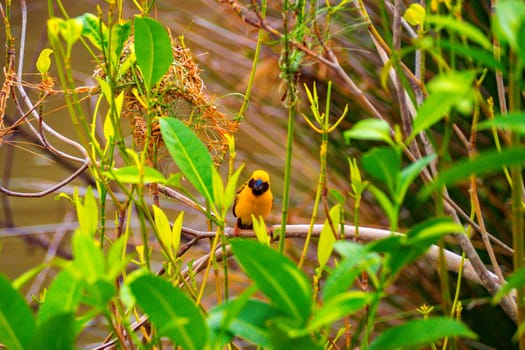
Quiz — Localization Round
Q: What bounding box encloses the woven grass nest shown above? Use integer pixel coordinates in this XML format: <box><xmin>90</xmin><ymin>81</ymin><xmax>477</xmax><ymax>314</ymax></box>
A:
<box><xmin>98</xmin><ymin>35</ymin><xmax>238</xmax><ymax>165</ymax></box>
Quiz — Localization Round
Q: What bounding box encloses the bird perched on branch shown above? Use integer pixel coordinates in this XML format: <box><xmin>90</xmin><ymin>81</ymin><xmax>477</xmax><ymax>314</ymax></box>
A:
<box><xmin>233</xmin><ymin>169</ymin><xmax>273</xmax><ymax>231</ymax></box>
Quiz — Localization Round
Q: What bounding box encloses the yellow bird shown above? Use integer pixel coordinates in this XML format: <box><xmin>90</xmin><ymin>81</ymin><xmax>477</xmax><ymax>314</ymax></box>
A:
<box><xmin>233</xmin><ymin>169</ymin><xmax>273</xmax><ymax>230</ymax></box>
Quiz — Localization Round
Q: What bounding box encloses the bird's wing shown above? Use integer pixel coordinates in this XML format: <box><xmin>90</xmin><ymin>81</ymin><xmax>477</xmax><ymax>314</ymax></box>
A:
<box><xmin>232</xmin><ymin>181</ymin><xmax>247</xmax><ymax>217</ymax></box>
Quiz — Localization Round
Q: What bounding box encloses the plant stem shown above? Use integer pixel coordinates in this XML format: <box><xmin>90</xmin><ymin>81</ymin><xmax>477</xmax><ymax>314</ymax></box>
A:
<box><xmin>508</xmin><ymin>48</ymin><xmax>525</xmax><ymax>348</ymax></box>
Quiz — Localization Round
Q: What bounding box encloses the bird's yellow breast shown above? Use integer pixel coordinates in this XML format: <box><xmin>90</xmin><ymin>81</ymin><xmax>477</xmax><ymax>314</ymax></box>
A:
<box><xmin>233</xmin><ymin>170</ymin><xmax>273</xmax><ymax>228</ymax></box>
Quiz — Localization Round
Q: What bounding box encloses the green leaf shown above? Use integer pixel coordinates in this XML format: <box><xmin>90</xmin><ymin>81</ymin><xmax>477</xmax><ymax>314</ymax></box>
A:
<box><xmin>493</xmin><ymin>0</ymin><xmax>525</xmax><ymax>51</ymax></box>
<box><xmin>369</xmin><ymin>219</ymin><xmax>461</xmax><ymax>278</ymax></box>
<box><xmin>71</xmin><ymin>229</ymin><xmax>105</xmax><ymax>284</ymax></box>
<box><xmin>369</xmin><ymin>236</ymin><xmax>417</xmax><ymax>277</ymax></box>
<box><xmin>406</xmin><ymin>217</ymin><xmax>463</xmax><ymax>246</ymax></box>
<box><xmin>269</xmin><ymin>321</ymin><xmax>323</xmax><ymax>350</ymax></box>
<box><xmin>105</xmin><ymin>165</ymin><xmax>167</xmax><ymax>184</ymax></box>
<box><xmin>129</xmin><ymin>273</ymin><xmax>208</xmax><ymax>350</ymax></box>
<box><xmin>478</xmin><ymin>112</ymin><xmax>525</xmax><ymax>135</ymax></box>
<box><xmin>209</xmin><ymin>299</ymin><xmax>284</xmax><ymax>348</ymax></box>
<box><xmin>323</xmin><ymin>242</ymin><xmax>381</xmax><ymax>302</ymax></box>
<box><xmin>368</xmin><ymin>317</ymin><xmax>476</xmax><ymax>350</ymax></box>
<box><xmin>134</xmin><ymin>16</ymin><xmax>173</xmax><ymax>89</ymax></box>
<box><xmin>411</xmin><ymin>71</ymin><xmax>476</xmax><ymax>139</ymax></box>
<box><xmin>30</xmin><ymin>313</ymin><xmax>75</xmax><ymax>350</ymax></box>
<box><xmin>0</xmin><ymin>274</ymin><xmax>35</xmax><ymax>350</ymax></box>
<box><xmin>362</xmin><ymin>147</ymin><xmax>400</xmax><ymax>196</ymax></box>
<box><xmin>343</xmin><ymin>119</ymin><xmax>393</xmax><ymax>146</ymax></box>
<box><xmin>318</xmin><ymin>204</ymin><xmax>340</xmax><ymax>270</ymax></box>
<box><xmin>437</xmin><ymin>40</ymin><xmax>505</xmax><ymax>71</ymax></box>
<box><xmin>308</xmin><ymin>292</ymin><xmax>372</xmax><ymax>332</ymax></box>
<box><xmin>427</xmin><ymin>15</ymin><xmax>492</xmax><ymax>50</ymax></box>
<box><xmin>159</xmin><ymin>117</ymin><xmax>214</xmax><ymax>203</ymax></box>
<box><xmin>37</xmin><ymin>270</ymin><xmax>83</xmax><ymax>326</ymax></box>
<box><xmin>397</xmin><ymin>154</ymin><xmax>435</xmax><ymax>203</ymax></box>
<box><xmin>367</xmin><ymin>185</ymin><xmax>396</xmax><ymax>225</ymax></box>
<box><xmin>231</xmin><ymin>240</ymin><xmax>312</xmax><ymax>322</ymax></box>
<box><xmin>78</xmin><ymin>13</ymin><xmax>107</xmax><ymax>50</ymax></box>
<box><xmin>106</xmin><ymin>236</ymin><xmax>130</xmax><ymax>280</ymax></box>
<box><xmin>83</xmin><ymin>279</ymin><xmax>116</xmax><ymax>310</ymax></box>
<box><xmin>494</xmin><ymin>266</ymin><xmax>525</xmax><ymax>303</ymax></box>
<box><xmin>422</xmin><ymin>148</ymin><xmax>525</xmax><ymax>197</ymax></box>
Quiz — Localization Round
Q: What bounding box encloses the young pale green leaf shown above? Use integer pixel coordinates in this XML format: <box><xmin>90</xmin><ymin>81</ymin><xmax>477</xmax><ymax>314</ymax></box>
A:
<box><xmin>343</xmin><ymin>119</ymin><xmax>393</xmax><ymax>146</ymax></box>
<box><xmin>224</xmin><ymin>165</ymin><xmax>245</xmax><ymax>211</ymax></box>
<box><xmin>212</xmin><ymin>166</ymin><xmax>225</xmax><ymax>210</ymax></box>
<box><xmin>171</xmin><ymin>211</ymin><xmax>184</xmax><ymax>255</ymax></box>
<box><xmin>368</xmin><ymin>317</ymin><xmax>476</xmax><ymax>350</ymax></box>
<box><xmin>71</xmin><ymin>229</ymin><xmax>105</xmax><ymax>284</ymax></box>
<box><xmin>494</xmin><ymin>266</ymin><xmax>525</xmax><ymax>303</ymax></box>
<box><xmin>78</xmin><ymin>13</ymin><xmax>107</xmax><ymax>50</ymax></box>
<box><xmin>59</xmin><ymin>18</ymin><xmax>83</xmax><ymax>51</ymax></box>
<box><xmin>362</xmin><ymin>147</ymin><xmax>400</xmax><ymax>196</ymax></box>
<box><xmin>0</xmin><ymin>274</ymin><xmax>36</xmax><ymax>350</ymax></box>
<box><xmin>421</xmin><ymin>148</ymin><xmax>525</xmax><ymax>197</ymax></box>
<box><xmin>478</xmin><ymin>112</ymin><xmax>525</xmax><ymax>135</ymax></box>
<box><xmin>318</xmin><ymin>204</ymin><xmax>340</xmax><ymax>270</ymax></box>
<box><xmin>36</xmin><ymin>48</ymin><xmax>53</xmax><ymax>75</ymax></box>
<box><xmin>47</xmin><ymin>17</ymin><xmax>63</xmax><ymax>44</ymax></box>
<box><xmin>308</xmin><ymin>292</ymin><xmax>373</xmax><ymax>333</ymax></box>
<box><xmin>129</xmin><ymin>273</ymin><xmax>208</xmax><ymax>350</ymax></box>
<box><xmin>75</xmin><ymin>187</ymin><xmax>98</xmax><ymax>236</ymax></box>
<box><xmin>109</xmin><ymin>21</ymin><xmax>132</xmax><ymax>68</ymax></box>
<box><xmin>404</xmin><ymin>3</ymin><xmax>425</xmax><ymax>26</ymax></box>
<box><xmin>106</xmin><ymin>235</ymin><xmax>130</xmax><ymax>280</ymax></box>
<box><xmin>323</xmin><ymin>243</ymin><xmax>381</xmax><ymax>302</ymax></box>
<box><xmin>105</xmin><ymin>165</ymin><xmax>167</xmax><ymax>184</ymax></box>
<box><xmin>159</xmin><ymin>117</ymin><xmax>214</xmax><ymax>204</ymax></box>
<box><xmin>427</xmin><ymin>15</ymin><xmax>492</xmax><ymax>50</ymax></box>
<box><xmin>231</xmin><ymin>240</ymin><xmax>312</xmax><ymax>322</ymax></box>
<box><xmin>252</xmin><ymin>215</ymin><xmax>270</xmax><ymax>245</ymax></box>
<box><xmin>134</xmin><ymin>16</ymin><xmax>173</xmax><ymax>89</ymax></box>
<box><xmin>83</xmin><ymin>187</ymin><xmax>99</xmax><ymax>235</ymax></box>
<box><xmin>37</xmin><ymin>270</ymin><xmax>83</xmax><ymax>327</ymax></box>
<box><xmin>12</xmin><ymin>263</ymin><xmax>47</xmax><ymax>291</ymax></box>
<box><xmin>153</xmin><ymin>205</ymin><xmax>173</xmax><ymax>256</ymax></box>
<box><xmin>103</xmin><ymin>91</ymin><xmax>124</xmax><ymax>141</ymax></box>
<box><xmin>29</xmin><ymin>313</ymin><xmax>75</xmax><ymax>350</ymax></box>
